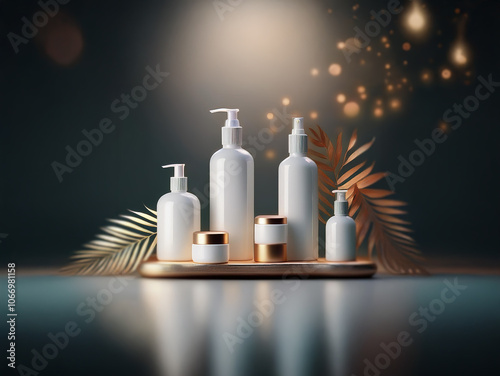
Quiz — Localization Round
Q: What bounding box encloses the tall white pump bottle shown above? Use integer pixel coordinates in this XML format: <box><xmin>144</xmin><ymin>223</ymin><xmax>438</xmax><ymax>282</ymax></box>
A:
<box><xmin>209</xmin><ymin>108</ymin><xmax>254</xmax><ymax>260</ymax></box>
<box><xmin>279</xmin><ymin>117</ymin><xmax>318</xmax><ymax>260</ymax></box>
<box><xmin>157</xmin><ymin>164</ymin><xmax>201</xmax><ymax>261</ymax></box>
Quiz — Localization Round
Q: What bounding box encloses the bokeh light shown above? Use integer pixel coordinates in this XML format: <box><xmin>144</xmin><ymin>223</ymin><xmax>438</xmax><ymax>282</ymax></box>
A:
<box><xmin>267</xmin><ymin>112</ymin><xmax>274</xmax><ymax>120</ymax></box>
<box><xmin>344</xmin><ymin>102</ymin><xmax>360</xmax><ymax>117</ymax></box>
<box><xmin>402</xmin><ymin>42</ymin><xmax>411</xmax><ymax>51</ymax></box>
<box><xmin>452</xmin><ymin>44</ymin><xmax>468</xmax><ymax>65</ymax></box>
<box><xmin>406</xmin><ymin>2</ymin><xmax>426</xmax><ymax>32</ymax></box>
<box><xmin>265</xmin><ymin>149</ymin><xmax>276</xmax><ymax>159</ymax></box>
<box><xmin>336</xmin><ymin>94</ymin><xmax>346</xmax><ymax>103</ymax></box>
<box><xmin>374</xmin><ymin>108</ymin><xmax>384</xmax><ymax>118</ymax></box>
<box><xmin>328</xmin><ymin>63</ymin><xmax>342</xmax><ymax>76</ymax></box>
<box><xmin>310</xmin><ymin>111</ymin><xmax>318</xmax><ymax>119</ymax></box>
<box><xmin>390</xmin><ymin>99</ymin><xmax>401</xmax><ymax>110</ymax></box>
<box><xmin>357</xmin><ymin>86</ymin><xmax>365</xmax><ymax>94</ymax></box>
<box><xmin>441</xmin><ymin>68</ymin><xmax>452</xmax><ymax>79</ymax></box>
<box><xmin>337</xmin><ymin>41</ymin><xmax>345</xmax><ymax>49</ymax></box>
<box><xmin>42</xmin><ymin>14</ymin><xmax>84</xmax><ymax>66</ymax></box>
<box><xmin>421</xmin><ymin>71</ymin><xmax>432</xmax><ymax>82</ymax></box>
<box><xmin>311</xmin><ymin>68</ymin><xmax>319</xmax><ymax>76</ymax></box>
<box><xmin>282</xmin><ymin>97</ymin><xmax>290</xmax><ymax>106</ymax></box>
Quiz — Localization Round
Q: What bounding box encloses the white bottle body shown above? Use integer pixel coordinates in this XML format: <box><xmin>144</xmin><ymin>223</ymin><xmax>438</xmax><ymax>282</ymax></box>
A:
<box><xmin>157</xmin><ymin>192</ymin><xmax>201</xmax><ymax>261</ymax></box>
<box><xmin>210</xmin><ymin>147</ymin><xmax>254</xmax><ymax>260</ymax></box>
<box><xmin>325</xmin><ymin>215</ymin><xmax>356</xmax><ymax>261</ymax></box>
<box><xmin>278</xmin><ymin>153</ymin><xmax>318</xmax><ymax>260</ymax></box>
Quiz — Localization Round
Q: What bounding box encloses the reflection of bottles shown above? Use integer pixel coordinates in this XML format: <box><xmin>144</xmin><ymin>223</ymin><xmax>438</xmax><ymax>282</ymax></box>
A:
<box><xmin>279</xmin><ymin>117</ymin><xmax>318</xmax><ymax>260</ymax></box>
<box><xmin>139</xmin><ymin>279</ymin><xmax>208</xmax><ymax>376</ymax></box>
<box><xmin>209</xmin><ymin>108</ymin><xmax>254</xmax><ymax>260</ymax></box>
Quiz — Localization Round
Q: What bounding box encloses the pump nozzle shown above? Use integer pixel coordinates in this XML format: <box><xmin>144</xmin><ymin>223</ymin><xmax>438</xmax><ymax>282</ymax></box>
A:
<box><xmin>162</xmin><ymin>164</ymin><xmax>187</xmax><ymax>192</ymax></box>
<box><xmin>210</xmin><ymin>108</ymin><xmax>243</xmax><ymax>146</ymax></box>
<box><xmin>209</xmin><ymin>108</ymin><xmax>240</xmax><ymax>127</ymax></box>
<box><xmin>289</xmin><ymin>116</ymin><xmax>307</xmax><ymax>154</ymax></box>
<box><xmin>162</xmin><ymin>163</ymin><xmax>185</xmax><ymax>177</ymax></box>
<box><xmin>332</xmin><ymin>189</ymin><xmax>348</xmax><ymax>216</ymax></box>
<box><xmin>292</xmin><ymin>117</ymin><xmax>305</xmax><ymax>135</ymax></box>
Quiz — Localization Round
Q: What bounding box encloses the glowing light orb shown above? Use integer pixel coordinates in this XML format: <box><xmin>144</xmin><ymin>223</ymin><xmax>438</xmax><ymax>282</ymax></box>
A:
<box><xmin>374</xmin><ymin>108</ymin><xmax>383</xmax><ymax>117</ymax></box>
<box><xmin>385</xmin><ymin>43</ymin><xmax>390</xmax><ymax>48</ymax></box>
<box><xmin>267</xmin><ymin>113</ymin><xmax>274</xmax><ymax>120</ymax></box>
<box><xmin>310</xmin><ymin>111</ymin><xmax>318</xmax><ymax>119</ymax></box>
<box><xmin>311</xmin><ymin>68</ymin><xmax>319</xmax><ymax>76</ymax></box>
<box><xmin>376</xmin><ymin>99</ymin><xmax>382</xmax><ymax>106</ymax></box>
<box><xmin>336</xmin><ymin>94</ymin><xmax>346</xmax><ymax>103</ymax></box>
<box><xmin>381</xmin><ymin>36</ymin><xmax>388</xmax><ymax>43</ymax></box>
<box><xmin>337</xmin><ymin>41</ymin><xmax>345</xmax><ymax>49</ymax></box>
<box><xmin>390</xmin><ymin>99</ymin><xmax>401</xmax><ymax>109</ymax></box>
<box><xmin>282</xmin><ymin>98</ymin><xmax>290</xmax><ymax>106</ymax></box>
<box><xmin>452</xmin><ymin>46</ymin><xmax>467</xmax><ymax>65</ymax></box>
<box><xmin>357</xmin><ymin>86</ymin><xmax>366</xmax><ymax>94</ymax></box>
<box><xmin>385</xmin><ymin>63</ymin><xmax>391</xmax><ymax>69</ymax></box>
<box><xmin>346</xmin><ymin>38</ymin><xmax>362</xmax><ymax>52</ymax></box>
<box><xmin>360</xmin><ymin>93</ymin><xmax>367</xmax><ymax>100</ymax></box>
<box><xmin>328</xmin><ymin>63</ymin><xmax>342</xmax><ymax>76</ymax></box>
<box><xmin>44</xmin><ymin>17</ymin><xmax>84</xmax><ymax>66</ymax></box>
<box><xmin>265</xmin><ymin>149</ymin><xmax>276</xmax><ymax>160</ymax></box>
<box><xmin>407</xmin><ymin>5</ymin><xmax>426</xmax><ymax>31</ymax></box>
<box><xmin>441</xmin><ymin>69</ymin><xmax>452</xmax><ymax>79</ymax></box>
<box><xmin>344</xmin><ymin>102</ymin><xmax>360</xmax><ymax>118</ymax></box>
<box><xmin>402</xmin><ymin>42</ymin><xmax>411</xmax><ymax>51</ymax></box>
<box><xmin>387</xmin><ymin>84</ymin><xmax>394</xmax><ymax>91</ymax></box>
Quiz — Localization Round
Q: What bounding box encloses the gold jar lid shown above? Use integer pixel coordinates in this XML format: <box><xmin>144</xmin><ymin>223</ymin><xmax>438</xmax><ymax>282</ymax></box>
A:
<box><xmin>255</xmin><ymin>215</ymin><xmax>287</xmax><ymax>225</ymax></box>
<box><xmin>193</xmin><ymin>231</ymin><xmax>229</xmax><ymax>245</ymax></box>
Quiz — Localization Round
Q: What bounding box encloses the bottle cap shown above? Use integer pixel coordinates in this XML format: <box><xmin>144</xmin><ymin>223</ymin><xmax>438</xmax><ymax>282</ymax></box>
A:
<box><xmin>193</xmin><ymin>231</ymin><xmax>229</xmax><ymax>245</ymax></box>
<box><xmin>255</xmin><ymin>215</ymin><xmax>287</xmax><ymax>225</ymax></box>
<box><xmin>289</xmin><ymin>117</ymin><xmax>308</xmax><ymax>154</ymax></box>
<box><xmin>333</xmin><ymin>189</ymin><xmax>348</xmax><ymax>216</ymax></box>
<box><xmin>162</xmin><ymin>164</ymin><xmax>188</xmax><ymax>192</ymax></box>
<box><xmin>210</xmin><ymin>108</ymin><xmax>243</xmax><ymax>146</ymax></box>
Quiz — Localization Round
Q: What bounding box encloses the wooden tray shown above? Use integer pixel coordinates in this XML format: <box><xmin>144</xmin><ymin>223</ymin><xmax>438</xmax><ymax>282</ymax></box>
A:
<box><xmin>139</xmin><ymin>257</ymin><xmax>376</xmax><ymax>278</ymax></box>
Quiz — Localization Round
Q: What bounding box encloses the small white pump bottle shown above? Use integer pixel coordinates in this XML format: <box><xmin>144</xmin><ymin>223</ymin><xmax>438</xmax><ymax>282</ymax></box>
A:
<box><xmin>326</xmin><ymin>190</ymin><xmax>356</xmax><ymax>261</ymax></box>
<box><xmin>157</xmin><ymin>164</ymin><xmax>201</xmax><ymax>261</ymax></box>
<box><xmin>209</xmin><ymin>108</ymin><xmax>254</xmax><ymax>260</ymax></box>
<box><xmin>279</xmin><ymin>117</ymin><xmax>318</xmax><ymax>261</ymax></box>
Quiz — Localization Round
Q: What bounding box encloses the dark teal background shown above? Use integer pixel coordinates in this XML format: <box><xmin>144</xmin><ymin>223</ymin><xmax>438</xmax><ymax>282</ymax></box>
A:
<box><xmin>0</xmin><ymin>0</ymin><xmax>499</xmax><ymax>267</ymax></box>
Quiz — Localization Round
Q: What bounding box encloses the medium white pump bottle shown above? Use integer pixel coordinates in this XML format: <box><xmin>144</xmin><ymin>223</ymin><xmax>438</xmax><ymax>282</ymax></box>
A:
<box><xmin>209</xmin><ymin>108</ymin><xmax>254</xmax><ymax>260</ymax></box>
<box><xmin>157</xmin><ymin>164</ymin><xmax>201</xmax><ymax>261</ymax></box>
<box><xmin>326</xmin><ymin>190</ymin><xmax>356</xmax><ymax>261</ymax></box>
<box><xmin>279</xmin><ymin>117</ymin><xmax>318</xmax><ymax>260</ymax></box>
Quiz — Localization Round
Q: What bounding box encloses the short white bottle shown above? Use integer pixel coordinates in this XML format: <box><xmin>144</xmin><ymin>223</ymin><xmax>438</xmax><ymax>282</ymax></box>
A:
<box><xmin>209</xmin><ymin>108</ymin><xmax>254</xmax><ymax>261</ymax></box>
<box><xmin>326</xmin><ymin>190</ymin><xmax>356</xmax><ymax>261</ymax></box>
<box><xmin>279</xmin><ymin>117</ymin><xmax>318</xmax><ymax>261</ymax></box>
<box><xmin>157</xmin><ymin>164</ymin><xmax>201</xmax><ymax>261</ymax></box>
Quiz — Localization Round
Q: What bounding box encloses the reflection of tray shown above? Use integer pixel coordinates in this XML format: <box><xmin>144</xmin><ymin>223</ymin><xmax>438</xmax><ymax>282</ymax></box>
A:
<box><xmin>139</xmin><ymin>257</ymin><xmax>376</xmax><ymax>278</ymax></box>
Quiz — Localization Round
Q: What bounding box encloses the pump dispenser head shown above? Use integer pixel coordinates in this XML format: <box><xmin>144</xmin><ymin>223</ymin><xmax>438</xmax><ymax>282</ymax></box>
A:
<box><xmin>332</xmin><ymin>189</ymin><xmax>348</xmax><ymax>216</ymax></box>
<box><xmin>210</xmin><ymin>108</ymin><xmax>242</xmax><ymax>146</ymax></box>
<box><xmin>162</xmin><ymin>164</ymin><xmax>187</xmax><ymax>192</ymax></box>
<box><xmin>289</xmin><ymin>117</ymin><xmax>308</xmax><ymax>154</ymax></box>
